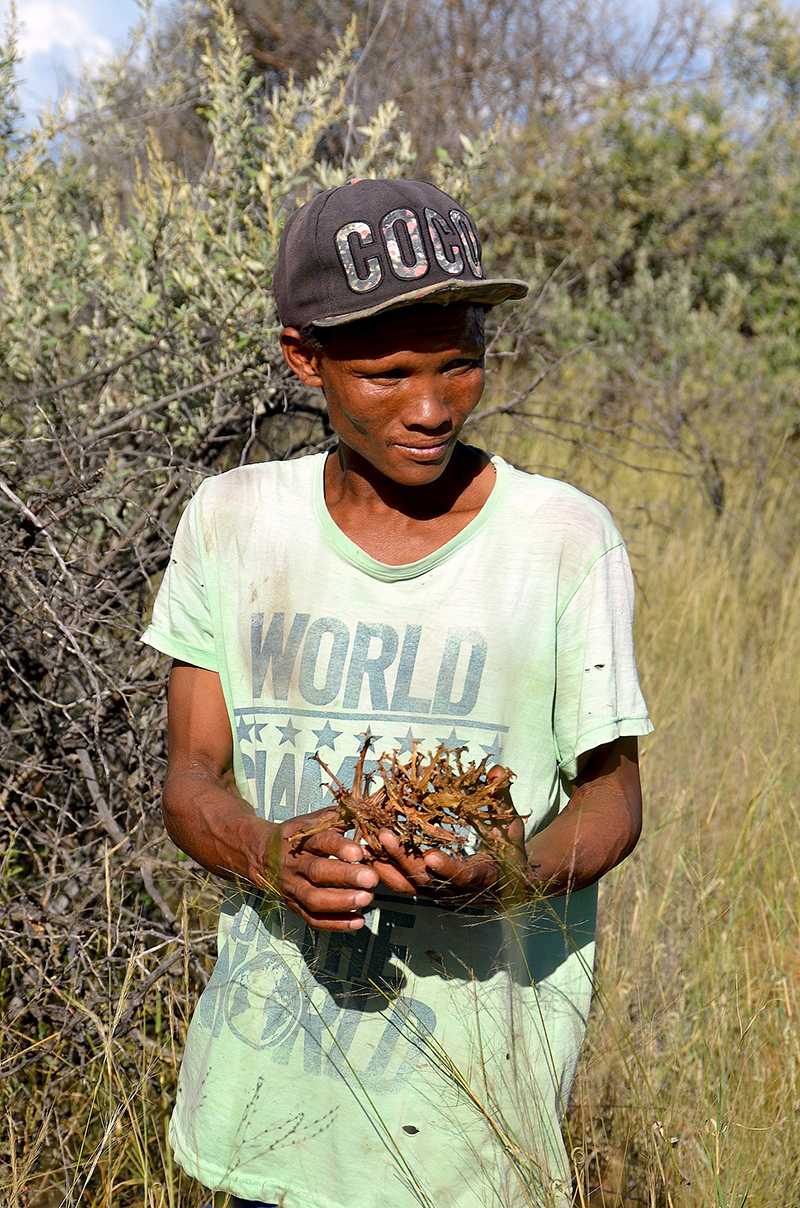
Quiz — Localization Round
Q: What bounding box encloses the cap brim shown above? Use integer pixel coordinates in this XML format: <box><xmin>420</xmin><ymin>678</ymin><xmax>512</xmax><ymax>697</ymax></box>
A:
<box><xmin>311</xmin><ymin>277</ymin><xmax>529</xmax><ymax>328</ymax></box>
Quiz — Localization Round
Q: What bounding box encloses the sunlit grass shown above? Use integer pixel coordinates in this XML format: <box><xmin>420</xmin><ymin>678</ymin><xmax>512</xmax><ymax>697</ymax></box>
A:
<box><xmin>490</xmin><ymin>404</ymin><xmax>800</xmax><ymax>1205</ymax></box>
<box><xmin>571</xmin><ymin>500</ymin><xmax>800</xmax><ymax>1206</ymax></box>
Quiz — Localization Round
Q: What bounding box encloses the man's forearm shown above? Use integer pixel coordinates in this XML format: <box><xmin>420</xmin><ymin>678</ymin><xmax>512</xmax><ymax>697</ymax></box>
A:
<box><xmin>162</xmin><ymin>764</ymin><xmax>275</xmax><ymax>886</ymax></box>
<box><xmin>525</xmin><ymin>796</ymin><xmax>639</xmax><ymax>896</ymax></box>
<box><xmin>525</xmin><ymin>738</ymin><xmax>642</xmax><ymax>897</ymax></box>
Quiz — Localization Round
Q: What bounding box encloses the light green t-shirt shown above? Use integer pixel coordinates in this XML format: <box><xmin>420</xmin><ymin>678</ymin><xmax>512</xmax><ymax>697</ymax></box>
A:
<box><xmin>142</xmin><ymin>451</ymin><xmax>652</xmax><ymax>1208</ymax></box>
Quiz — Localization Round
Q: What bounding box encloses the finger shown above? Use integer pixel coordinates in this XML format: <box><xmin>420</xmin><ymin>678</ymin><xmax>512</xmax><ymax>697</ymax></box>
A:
<box><xmin>300</xmin><ymin>829</ymin><xmax>368</xmax><ymax>863</ymax></box>
<box><xmin>486</xmin><ymin>817</ymin><xmax>527</xmax><ymax>863</ymax></box>
<box><xmin>281</xmin><ymin>880</ymin><xmax>373</xmax><ymax>931</ymax></box>
<box><xmin>378</xmin><ymin>828</ymin><xmax>402</xmax><ymax>853</ymax></box>
<box><xmin>377</xmin><ymin>831</ymin><xmax>477</xmax><ymax>893</ymax></box>
<box><xmin>486</xmin><ymin>765</ymin><xmax>516</xmax><ymax>805</ymax></box>
<box><xmin>422</xmin><ymin>850</ymin><xmax>464</xmax><ymax>878</ymax></box>
<box><xmin>283</xmin><ymin>806</ymin><xmax>340</xmax><ymax>834</ymax></box>
<box><xmin>486</xmin><ymin>820</ymin><xmax>525</xmax><ymax>853</ymax></box>
<box><xmin>282</xmin><ymin>807</ymin><xmax>367</xmax><ymax>860</ymax></box>
<box><xmin>424</xmin><ymin>850</ymin><xmax>498</xmax><ymax>890</ymax></box>
<box><xmin>377</xmin><ymin>830</ymin><xmax>429</xmax><ymax>876</ymax></box>
<box><xmin>371</xmin><ymin>858</ymin><xmax>422</xmax><ymax>895</ymax></box>
<box><xmin>298</xmin><ymin>854</ymin><xmax>379</xmax><ymax>890</ymax></box>
<box><xmin>291</xmin><ymin>881</ymin><xmax>375</xmax><ymax>916</ymax></box>
<box><xmin>507</xmin><ymin>814</ymin><xmax>525</xmax><ymax>843</ymax></box>
<box><xmin>289</xmin><ymin>903</ymin><xmax>370</xmax><ymax>932</ymax></box>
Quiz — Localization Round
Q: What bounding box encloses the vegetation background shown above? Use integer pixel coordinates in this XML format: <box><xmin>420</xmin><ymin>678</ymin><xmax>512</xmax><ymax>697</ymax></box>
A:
<box><xmin>1</xmin><ymin>0</ymin><xmax>799</xmax><ymax>1203</ymax></box>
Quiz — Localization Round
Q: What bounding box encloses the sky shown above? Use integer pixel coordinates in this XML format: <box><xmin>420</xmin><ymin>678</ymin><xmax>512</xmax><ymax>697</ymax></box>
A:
<box><xmin>1</xmin><ymin>0</ymin><xmax>143</xmax><ymax>118</ymax></box>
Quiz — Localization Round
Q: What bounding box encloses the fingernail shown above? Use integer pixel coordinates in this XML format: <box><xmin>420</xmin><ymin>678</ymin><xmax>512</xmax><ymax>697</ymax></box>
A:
<box><xmin>357</xmin><ymin>869</ymin><xmax>377</xmax><ymax>888</ymax></box>
<box><xmin>354</xmin><ymin>891</ymin><xmax>372</xmax><ymax>908</ymax></box>
<box><xmin>349</xmin><ymin>916</ymin><xmax>365</xmax><ymax>930</ymax></box>
<box><xmin>380</xmin><ymin>830</ymin><xmax>398</xmax><ymax>849</ymax></box>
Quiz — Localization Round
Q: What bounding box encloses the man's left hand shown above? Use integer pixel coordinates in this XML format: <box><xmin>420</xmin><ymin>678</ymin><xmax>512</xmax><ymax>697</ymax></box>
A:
<box><xmin>372</xmin><ymin>822</ymin><xmax>527</xmax><ymax>903</ymax></box>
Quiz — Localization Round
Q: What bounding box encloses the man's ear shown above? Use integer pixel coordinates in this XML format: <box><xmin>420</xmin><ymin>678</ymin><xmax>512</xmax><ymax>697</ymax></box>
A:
<box><xmin>280</xmin><ymin>328</ymin><xmax>324</xmax><ymax>387</ymax></box>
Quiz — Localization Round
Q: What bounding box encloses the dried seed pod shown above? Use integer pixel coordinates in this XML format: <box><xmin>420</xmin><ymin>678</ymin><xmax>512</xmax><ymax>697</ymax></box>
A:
<box><xmin>288</xmin><ymin>733</ymin><xmax>393</xmax><ymax>856</ymax></box>
<box><xmin>290</xmin><ymin>734</ymin><xmax>520</xmax><ymax>862</ymax></box>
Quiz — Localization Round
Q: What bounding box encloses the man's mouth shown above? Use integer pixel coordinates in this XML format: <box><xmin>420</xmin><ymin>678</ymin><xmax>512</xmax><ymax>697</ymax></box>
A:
<box><xmin>394</xmin><ymin>437</ymin><xmax>452</xmax><ymax>459</ymax></box>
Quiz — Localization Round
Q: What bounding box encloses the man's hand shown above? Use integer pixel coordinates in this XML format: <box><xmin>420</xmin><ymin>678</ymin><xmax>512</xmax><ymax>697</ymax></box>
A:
<box><xmin>370</xmin><ymin>737</ymin><xmax>642</xmax><ymax>903</ymax></box>
<box><xmin>164</xmin><ymin>664</ymin><xmax>642</xmax><ymax>922</ymax></box>
<box><xmin>265</xmin><ymin>811</ymin><xmax>378</xmax><ymax>931</ymax></box>
<box><xmin>163</xmin><ymin>662</ymin><xmax>377</xmax><ymax>932</ymax></box>
<box><xmin>372</xmin><ymin>819</ymin><xmax>527</xmax><ymax>904</ymax></box>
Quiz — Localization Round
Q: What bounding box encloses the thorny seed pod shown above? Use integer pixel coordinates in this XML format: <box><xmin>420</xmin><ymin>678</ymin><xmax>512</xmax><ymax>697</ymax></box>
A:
<box><xmin>290</xmin><ymin>733</ymin><xmax>522</xmax><ymax>864</ymax></box>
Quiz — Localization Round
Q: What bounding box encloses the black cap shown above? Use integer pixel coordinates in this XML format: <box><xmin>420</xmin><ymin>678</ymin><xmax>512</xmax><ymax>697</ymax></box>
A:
<box><xmin>273</xmin><ymin>177</ymin><xmax>528</xmax><ymax>329</ymax></box>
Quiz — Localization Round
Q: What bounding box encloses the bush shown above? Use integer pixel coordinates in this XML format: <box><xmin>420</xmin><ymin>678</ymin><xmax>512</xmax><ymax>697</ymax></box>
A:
<box><xmin>0</xmin><ymin>5</ymin><xmax>424</xmax><ymax>1200</ymax></box>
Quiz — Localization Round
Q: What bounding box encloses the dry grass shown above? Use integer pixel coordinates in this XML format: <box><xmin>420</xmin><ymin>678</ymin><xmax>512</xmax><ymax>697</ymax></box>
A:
<box><xmin>498</xmin><ymin>416</ymin><xmax>800</xmax><ymax>1206</ymax></box>
<box><xmin>569</xmin><ymin>490</ymin><xmax>800</xmax><ymax>1207</ymax></box>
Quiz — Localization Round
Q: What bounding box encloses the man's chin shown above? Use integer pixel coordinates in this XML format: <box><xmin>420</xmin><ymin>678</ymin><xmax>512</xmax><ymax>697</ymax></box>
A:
<box><xmin>331</xmin><ymin>436</ymin><xmax>461</xmax><ymax>488</ymax></box>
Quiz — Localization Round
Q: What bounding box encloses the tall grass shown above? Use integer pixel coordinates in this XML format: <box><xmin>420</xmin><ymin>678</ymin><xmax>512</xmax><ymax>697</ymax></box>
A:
<box><xmin>496</xmin><ymin>409</ymin><xmax>800</xmax><ymax>1205</ymax></box>
<box><xmin>5</xmin><ymin>413</ymin><xmax>799</xmax><ymax>1207</ymax></box>
<box><xmin>571</xmin><ymin>483</ymin><xmax>800</xmax><ymax>1207</ymax></box>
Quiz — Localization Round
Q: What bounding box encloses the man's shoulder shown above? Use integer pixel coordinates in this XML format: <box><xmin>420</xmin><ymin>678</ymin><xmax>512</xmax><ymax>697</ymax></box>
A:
<box><xmin>194</xmin><ymin>453</ymin><xmax>322</xmax><ymax>511</ymax></box>
<box><xmin>500</xmin><ymin>460</ymin><xmax>620</xmax><ymax>546</ymax></box>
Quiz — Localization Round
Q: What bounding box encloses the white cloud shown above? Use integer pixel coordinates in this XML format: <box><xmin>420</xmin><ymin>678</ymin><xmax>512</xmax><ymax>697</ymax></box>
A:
<box><xmin>12</xmin><ymin>1</ymin><xmax>113</xmax><ymax>65</ymax></box>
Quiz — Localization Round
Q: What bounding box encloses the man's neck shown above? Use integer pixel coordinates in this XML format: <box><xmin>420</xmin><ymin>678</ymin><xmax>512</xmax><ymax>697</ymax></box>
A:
<box><xmin>323</xmin><ymin>442</ymin><xmax>496</xmax><ymax>565</ymax></box>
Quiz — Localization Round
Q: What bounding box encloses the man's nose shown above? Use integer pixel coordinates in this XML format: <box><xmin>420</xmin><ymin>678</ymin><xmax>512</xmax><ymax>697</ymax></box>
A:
<box><xmin>403</xmin><ymin>381</ymin><xmax>452</xmax><ymax>430</ymax></box>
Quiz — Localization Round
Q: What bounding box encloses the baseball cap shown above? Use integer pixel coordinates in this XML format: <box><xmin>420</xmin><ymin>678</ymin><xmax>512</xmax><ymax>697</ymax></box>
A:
<box><xmin>273</xmin><ymin>177</ymin><xmax>528</xmax><ymax>329</ymax></box>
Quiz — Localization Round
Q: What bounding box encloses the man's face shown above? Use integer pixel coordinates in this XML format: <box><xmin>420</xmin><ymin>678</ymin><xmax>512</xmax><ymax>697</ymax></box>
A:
<box><xmin>282</xmin><ymin>304</ymin><xmax>486</xmax><ymax>487</ymax></box>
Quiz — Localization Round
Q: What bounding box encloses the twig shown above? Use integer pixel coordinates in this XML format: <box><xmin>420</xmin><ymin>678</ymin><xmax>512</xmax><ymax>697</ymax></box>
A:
<box><xmin>5</xmin><ymin>333</ymin><xmax>176</xmax><ymax>405</ymax></box>
<box><xmin>89</xmin><ymin>361</ymin><xmax>250</xmax><ymax>441</ymax></box>
<box><xmin>111</xmin><ymin>947</ymin><xmax>184</xmax><ymax>1038</ymax></box>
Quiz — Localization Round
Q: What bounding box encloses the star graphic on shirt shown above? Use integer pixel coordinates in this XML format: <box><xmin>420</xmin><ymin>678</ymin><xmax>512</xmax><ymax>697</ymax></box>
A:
<box><xmin>253</xmin><ymin>720</ymin><xmax>269</xmax><ymax>742</ymax></box>
<box><xmin>361</xmin><ymin>728</ymin><xmax>382</xmax><ymax>749</ymax></box>
<box><xmin>480</xmin><ymin>732</ymin><xmax>503</xmax><ymax>763</ymax></box>
<box><xmin>438</xmin><ymin>727</ymin><xmax>462</xmax><ymax>749</ymax></box>
<box><xmin>394</xmin><ymin>726</ymin><xmax>421</xmax><ymax>756</ymax></box>
<box><xmin>277</xmin><ymin>718</ymin><xmax>301</xmax><ymax>747</ymax></box>
<box><xmin>236</xmin><ymin>715</ymin><xmax>254</xmax><ymax>744</ymax></box>
<box><xmin>312</xmin><ymin>720</ymin><xmax>343</xmax><ymax>751</ymax></box>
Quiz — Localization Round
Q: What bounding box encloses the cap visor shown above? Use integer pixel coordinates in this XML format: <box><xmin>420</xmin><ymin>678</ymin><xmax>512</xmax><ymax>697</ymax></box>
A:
<box><xmin>312</xmin><ymin>277</ymin><xmax>529</xmax><ymax>328</ymax></box>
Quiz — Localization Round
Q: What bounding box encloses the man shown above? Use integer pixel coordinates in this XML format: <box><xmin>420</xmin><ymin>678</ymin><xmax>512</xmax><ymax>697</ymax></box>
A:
<box><xmin>142</xmin><ymin>177</ymin><xmax>652</xmax><ymax>1208</ymax></box>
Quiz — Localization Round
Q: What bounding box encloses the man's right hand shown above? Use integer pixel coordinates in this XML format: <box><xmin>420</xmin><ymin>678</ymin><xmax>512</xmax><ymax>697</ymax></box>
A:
<box><xmin>163</xmin><ymin>662</ymin><xmax>377</xmax><ymax>933</ymax></box>
<box><xmin>264</xmin><ymin>810</ymin><xmax>378</xmax><ymax>931</ymax></box>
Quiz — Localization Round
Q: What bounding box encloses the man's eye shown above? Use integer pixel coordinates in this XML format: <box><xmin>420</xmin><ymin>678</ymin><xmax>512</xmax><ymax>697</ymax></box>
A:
<box><xmin>448</xmin><ymin>358</ymin><xmax>484</xmax><ymax>372</ymax></box>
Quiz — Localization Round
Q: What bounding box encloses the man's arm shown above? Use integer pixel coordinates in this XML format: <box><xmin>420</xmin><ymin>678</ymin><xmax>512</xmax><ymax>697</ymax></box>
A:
<box><xmin>373</xmin><ymin>736</ymin><xmax>642</xmax><ymax>900</ymax></box>
<box><xmin>521</xmin><ymin>734</ymin><xmax>642</xmax><ymax>895</ymax></box>
<box><xmin>162</xmin><ymin>661</ymin><xmax>378</xmax><ymax>932</ymax></box>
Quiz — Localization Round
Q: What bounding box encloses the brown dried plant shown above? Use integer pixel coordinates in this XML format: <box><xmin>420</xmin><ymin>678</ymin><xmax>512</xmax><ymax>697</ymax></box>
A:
<box><xmin>294</xmin><ymin>735</ymin><xmax>521</xmax><ymax>865</ymax></box>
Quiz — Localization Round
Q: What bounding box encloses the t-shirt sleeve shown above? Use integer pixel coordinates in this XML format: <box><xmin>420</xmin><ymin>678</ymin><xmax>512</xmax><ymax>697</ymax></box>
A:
<box><xmin>140</xmin><ymin>484</ymin><xmax>218</xmax><ymax>671</ymax></box>
<box><xmin>553</xmin><ymin>542</ymin><xmax>652</xmax><ymax>782</ymax></box>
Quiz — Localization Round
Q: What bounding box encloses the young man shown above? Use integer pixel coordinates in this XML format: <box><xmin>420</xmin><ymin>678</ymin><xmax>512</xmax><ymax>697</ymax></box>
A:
<box><xmin>142</xmin><ymin>178</ymin><xmax>652</xmax><ymax>1208</ymax></box>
